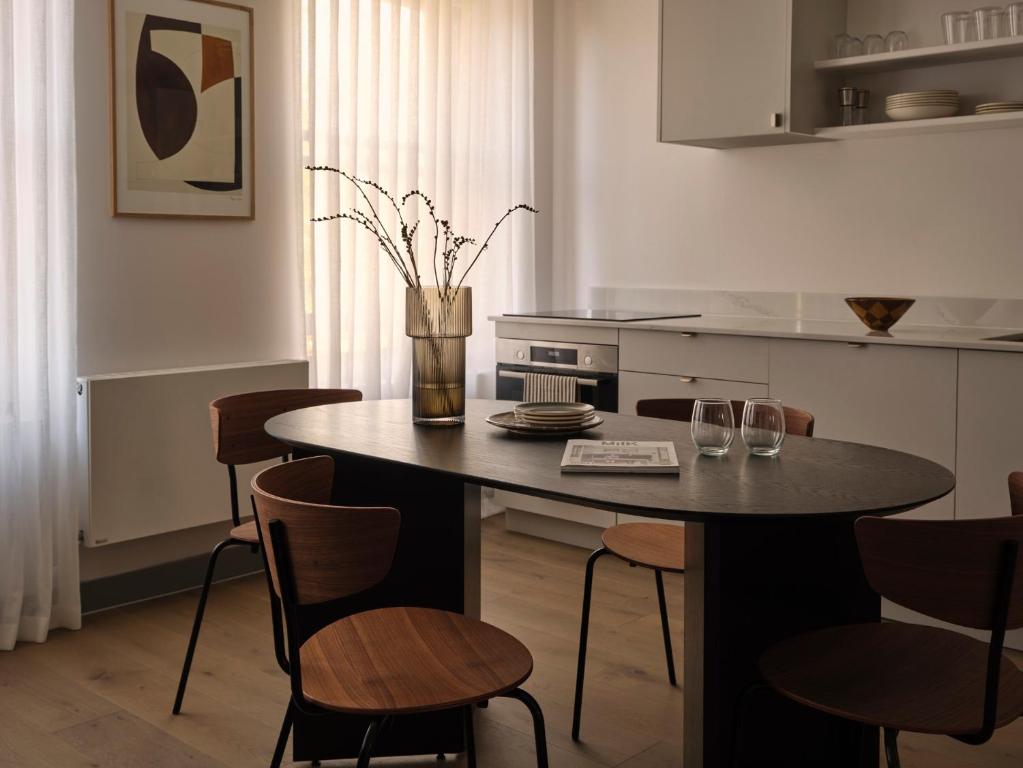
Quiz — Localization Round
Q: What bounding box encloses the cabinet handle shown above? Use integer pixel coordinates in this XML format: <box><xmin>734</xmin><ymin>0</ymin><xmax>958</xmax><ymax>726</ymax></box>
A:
<box><xmin>679</xmin><ymin>376</ymin><xmax>696</xmax><ymax>383</ymax></box>
<box><xmin>847</xmin><ymin>342</ymin><xmax>866</xmax><ymax>348</ymax></box>
<box><xmin>679</xmin><ymin>332</ymin><xmax>697</xmax><ymax>338</ymax></box>
<box><xmin>770</xmin><ymin>112</ymin><xmax>783</xmax><ymax>128</ymax></box>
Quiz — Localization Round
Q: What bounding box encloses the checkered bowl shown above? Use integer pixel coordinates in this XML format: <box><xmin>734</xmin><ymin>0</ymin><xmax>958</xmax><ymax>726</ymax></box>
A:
<box><xmin>845</xmin><ymin>297</ymin><xmax>916</xmax><ymax>332</ymax></box>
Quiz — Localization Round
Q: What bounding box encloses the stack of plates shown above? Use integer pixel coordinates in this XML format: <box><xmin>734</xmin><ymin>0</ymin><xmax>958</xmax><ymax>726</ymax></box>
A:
<box><xmin>976</xmin><ymin>101</ymin><xmax>1023</xmax><ymax>115</ymax></box>
<box><xmin>885</xmin><ymin>90</ymin><xmax>959</xmax><ymax>121</ymax></box>
<box><xmin>486</xmin><ymin>402</ymin><xmax>603</xmax><ymax>436</ymax></box>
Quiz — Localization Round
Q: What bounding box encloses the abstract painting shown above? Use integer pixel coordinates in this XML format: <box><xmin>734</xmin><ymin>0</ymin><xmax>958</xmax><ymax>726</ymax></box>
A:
<box><xmin>110</xmin><ymin>0</ymin><xmax>253</xmax><ymax>218</ymax></box>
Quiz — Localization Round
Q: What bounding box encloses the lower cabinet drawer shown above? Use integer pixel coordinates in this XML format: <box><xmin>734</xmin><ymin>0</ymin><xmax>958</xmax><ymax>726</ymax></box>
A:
<box><xmin>618</xmin><ymin>370</ymin><xmax>769</xmax><ymax>415</ymax></box>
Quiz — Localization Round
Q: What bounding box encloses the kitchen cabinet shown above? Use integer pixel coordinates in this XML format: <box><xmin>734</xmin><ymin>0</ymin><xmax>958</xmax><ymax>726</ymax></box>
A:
<box><xmin>768</xmin><ymin>338</ymin><xmax>957</xmax><ymax>520</ymax></box>
<box><xmin>658</xmin><ymin>0</ymin><xmax>840</xmax><ymax>148</ymax></box>
<box><xmin>956</xmin><ymin>350</ymin><xmax>1023</xmax><ymax>520</ymax></box>
<box><xmin>619</xmin><ymin>371</ymin><xmax>767</xmax><ymax>416</ymax></box>
<box><xmin>620</xmin><ymin>329</ymin><xmax>769</xmax><ymax>383</ymax></box>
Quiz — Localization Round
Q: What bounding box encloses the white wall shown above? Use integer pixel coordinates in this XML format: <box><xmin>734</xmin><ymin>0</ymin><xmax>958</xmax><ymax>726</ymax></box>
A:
<box><xmin>76</xmin><ymin>0</ymin><xmax>302</xmax><ymax>376</ymax></box>
<box><xmin>548</xmin><ymin>0</ymin><xmax>1023</xmax><ymax>308</ymax></box>
<box><xmin>75</xmin><ymin>0</ymin><xmax>303</xmax><ymax>581</ymax></box>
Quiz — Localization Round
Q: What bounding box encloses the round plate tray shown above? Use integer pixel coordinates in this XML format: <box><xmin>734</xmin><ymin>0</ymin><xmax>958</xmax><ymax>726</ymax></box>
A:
<box><xmin>486</xmin><ymin>411</ymin><xmax>604</xmax><ymax>437</ymax></box>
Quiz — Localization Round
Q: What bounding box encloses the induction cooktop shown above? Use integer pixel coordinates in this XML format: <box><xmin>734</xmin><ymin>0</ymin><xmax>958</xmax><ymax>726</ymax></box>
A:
<box><xmin>503</xmin><ymin>309</ymin><xmax>702</xmax><ymax>322</ymax></box>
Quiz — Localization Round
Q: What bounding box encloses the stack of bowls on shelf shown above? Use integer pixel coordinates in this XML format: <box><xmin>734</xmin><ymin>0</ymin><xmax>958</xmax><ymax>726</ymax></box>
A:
<box><xmin>975</xmin><ymin>100</ymin><xmax>1023</xmax><ymax>114</ymax></box>
<box><xmin>885</xmin><ymin>90</ymin><xmax>960</xmax><ymax>120</ymax></box>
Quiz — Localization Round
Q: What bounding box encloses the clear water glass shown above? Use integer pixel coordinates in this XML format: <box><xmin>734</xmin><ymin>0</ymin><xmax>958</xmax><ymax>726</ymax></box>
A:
<box><xmin>975</xmin><ymin>6</ymin><xmax>1007</xmax><ymax>39</ymax></box>
<box><xmin>741</xmin><ymin>398</ymin><xmax>786</xmax><ymax>457</ymax></box>
<box><xmin>885</xmin><ymin>30</ymin><xmax>909</xmax><ymax>51</ymax></box>
<box><xmin>863</xmin><ymin>34</ymin><xmax>886</xmax><ymax>54</ymax></box>
<box><xmin>691</xmin><ymin>399</ymin><xmax>735</xmax><ymax>456</ymax></box>
<box><xmin>944</xmin><ymin>11</ymin><xmax>977</xmax><ymax>42</ymax></box>
<box><xmin>1008</xmin><ymin>2</ymin><xmax>1023</xmax><ymax>34</ymax></box>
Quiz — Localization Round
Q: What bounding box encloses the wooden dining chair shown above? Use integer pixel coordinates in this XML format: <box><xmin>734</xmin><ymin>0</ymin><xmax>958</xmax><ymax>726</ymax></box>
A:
<box><xmin>1010</xmin><ymin>471</ymin><xmax>1023</xmax><ymax>516</ymax></box>
<box><xmin>252</xmin><ymin>456</ymin><xmax>549</xmax><ymax>768</ymax></box>
<box><xmin>759</xmin><ymin>514</ymin><xmax>1023</xmax><ymax>768</ymax></box>
<box><xmin>571</xmin><ymin>397</ymin><xmax>815</xmax><ymax>741</ymax></box>
<box><xmin>172</xmin><ymin>388</ymin><xmax>362</xmax><ymax>715</ymax></box>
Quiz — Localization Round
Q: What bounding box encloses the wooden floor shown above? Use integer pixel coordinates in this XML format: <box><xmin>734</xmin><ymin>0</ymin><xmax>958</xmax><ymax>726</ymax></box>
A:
<box><xmin>1</xmin><ymin>514</ymin><xmax>1022</xmax><ymax>767</ymax></box>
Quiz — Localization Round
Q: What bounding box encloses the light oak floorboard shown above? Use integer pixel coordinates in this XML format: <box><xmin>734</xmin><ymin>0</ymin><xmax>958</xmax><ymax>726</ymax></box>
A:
<box><xmin>0</xmin><ymin>514</ymin><xmax>1019</xmax><ymax>767</ymax></box>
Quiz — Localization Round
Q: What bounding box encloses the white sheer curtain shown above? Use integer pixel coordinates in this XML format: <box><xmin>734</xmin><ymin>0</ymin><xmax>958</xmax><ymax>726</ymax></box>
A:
<box><xmin>0</xmin><ymin>0</ymin><xmax>80</xmax><ymax>650</ymax></box>
<box><xmin>299</xmin><ymin>0</ymin><xmax>535</xmax><ymax>398</ymax></box>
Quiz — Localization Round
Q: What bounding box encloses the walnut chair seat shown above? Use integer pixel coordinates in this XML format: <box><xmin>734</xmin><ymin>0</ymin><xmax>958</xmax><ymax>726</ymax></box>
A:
<box><xmin>301</xmin><ymin>606</ymin><xmax>533</xmax><ymax>716</ymax></box>
<box><xmin>229</xmin><ymin>520</ymin><xmax>259</xmax><ymax>544</ymax></box>
<box><xmin>601</xmin><ymin>523</ymin><xmax>685</xmax><ymax>573</ymax></box>
<box><xmin>760</xmin><ymin>622</ymin><xmax>1023</xmax><ymax>737</ymax></box>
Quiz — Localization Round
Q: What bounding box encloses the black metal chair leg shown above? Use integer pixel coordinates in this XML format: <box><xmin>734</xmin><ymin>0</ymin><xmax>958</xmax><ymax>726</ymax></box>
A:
<box><xmin>883</xmin><ymin>728</ymin><xmax>901</xmax><ymax>768</ymax></box>
<box><xmin>172</xmin><ymin>537</ymin><xmax>237</xmax><ymax>714</ymax></box>
<box><xmin>270</xmin><ymin>700</ymin><xmax>295</xmax><ymax>768</ymax></box>
<box><xmin>501</xmin><ymin>689</ymin><xmax>548</xmax><ymax>768</ymax></box>
<box><xmin>463</xmin><ymin>705</ymin><xmax>477</xmax><ymax>768</ymax></box>
<box><xmin>654</xmin><ymin>569</ymin><xmax>678</xmax><ymax>687</ymax></box>
<box><xmin>356</xmin><ymin>717</ymin><xmax>385</xmax><ymax>768</ymax></box>
<box><xmin>572</xmin><ymin>546</ymin><xmax>610</xmax><ymax>741</ymax></box>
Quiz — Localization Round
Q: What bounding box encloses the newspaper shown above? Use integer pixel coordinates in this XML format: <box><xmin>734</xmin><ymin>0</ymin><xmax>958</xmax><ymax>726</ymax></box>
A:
<box><xmin>560</xmin><ymin>440</ymin><xmax>680</xmax><ymax>474</ymax></box>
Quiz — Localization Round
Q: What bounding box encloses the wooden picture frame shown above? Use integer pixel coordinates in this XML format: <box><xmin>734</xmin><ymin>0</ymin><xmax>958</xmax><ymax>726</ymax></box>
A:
<box><xmin>109</xmin><ymin>0</ymin><xmax>255</xmax><ymax>219</ymax></box>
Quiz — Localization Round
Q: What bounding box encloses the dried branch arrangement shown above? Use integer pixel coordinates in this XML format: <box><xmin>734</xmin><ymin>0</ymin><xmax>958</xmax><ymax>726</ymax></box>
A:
<box><xmin>307</xmin><ymin>165</ymin><xmax>537</xmax><ymax>299</ymax></box>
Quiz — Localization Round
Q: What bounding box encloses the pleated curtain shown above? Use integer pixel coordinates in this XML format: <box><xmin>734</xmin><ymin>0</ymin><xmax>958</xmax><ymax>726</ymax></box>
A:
<box><xmin>298</xmin><ymin>0</ymin><xmax>536</xmax><ymax>398</ymax></box>
<box><xmin>0</xmin><ymin>0</ymin><xmax>80</xmax><ymax>650</ymax></box>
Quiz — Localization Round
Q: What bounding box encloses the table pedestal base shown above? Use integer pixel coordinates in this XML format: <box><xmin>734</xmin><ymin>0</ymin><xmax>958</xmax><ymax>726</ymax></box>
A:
<box><xmin>684</xmin><ymin>519</ymin><xmax>880</xmax><ymax>768</ymax></box>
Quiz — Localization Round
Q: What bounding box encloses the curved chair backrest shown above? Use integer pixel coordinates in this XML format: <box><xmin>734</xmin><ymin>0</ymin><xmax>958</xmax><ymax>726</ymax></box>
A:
<box><xmin>1011</xmin><ymin>472</ymin><xmax>1023</xmax><ymax>517</ymax></box>
<box><xmin>210</xmin><ymin>388</ymin><xmax>362</xmax><ymax>466</ymax></box>
<box><xmin>251</xmin><ymin>455</ymin><xmax>400</xmax><ymax>607</ymax></box>
<box><xmin>855</xmin><ymin>515</ymin><xmax>1023</xmax><ymax>631</ymax></box>
<box><xmin>635</xmin><ymin>398</ymin><xmax>815</xmax><ymax>437</ymax></box>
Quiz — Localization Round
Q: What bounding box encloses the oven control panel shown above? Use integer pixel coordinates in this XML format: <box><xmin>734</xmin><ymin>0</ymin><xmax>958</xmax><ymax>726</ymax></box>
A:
<box><xmin>495</xmin><ymin>338</ymin><xmax>618</xmax><ymax>374</ymax></box>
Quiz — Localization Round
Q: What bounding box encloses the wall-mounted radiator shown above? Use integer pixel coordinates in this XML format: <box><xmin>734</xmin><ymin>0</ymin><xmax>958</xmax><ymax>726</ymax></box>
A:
<box><xmin>77</xmin><ymin>360</ymin><xmax>309</xmax><ymax>546</ymax></box>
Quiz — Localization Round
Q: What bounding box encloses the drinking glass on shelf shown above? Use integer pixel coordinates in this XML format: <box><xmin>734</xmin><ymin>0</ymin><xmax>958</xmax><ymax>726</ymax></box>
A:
<box><xmin>863</xmin><ymin>34</ymin><xmax>885</xmax><ymax>54</ymax></box>
<box><xmin>741</xmin><ymin>399</ymin><xmax>786</xmax><ymax>457</ymax></box>
<box><xmin>691</xmin><ymin>399</ymin><xmax>735</xmax><ymax>457</ymax></box>
<box><xmin>885</xmin><ymin>30</ymin><xmax>910</xmax><ymax>51</ymax></box>
<box><xmin>944</xmin><ymin>10</ymin><xmax>978</xmax><ymax>42</ymax></box>
<box><xmin>833</xmin><ymin>34</ymin><xmax>863</xmax><ymax>57</ymax></box>
<box><xmin>975</xmin><ymin>6</ymin><xmax>1007</xmax><ymax>39</ymax></box>
<box><xmin>1008</xmin><ymin>2</ymin><xmax>1023</xmax><ymax>34</ymax></box>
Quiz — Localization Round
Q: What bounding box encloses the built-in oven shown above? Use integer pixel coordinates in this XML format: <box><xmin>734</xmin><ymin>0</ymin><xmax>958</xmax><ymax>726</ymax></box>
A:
<box><xmin>495</xmin><ymin>338</ymin><xmax>619</xmax><ymax>412</ymax></box>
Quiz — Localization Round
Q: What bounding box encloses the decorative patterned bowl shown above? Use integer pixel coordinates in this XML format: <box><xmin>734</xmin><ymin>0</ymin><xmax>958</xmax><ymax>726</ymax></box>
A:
<box><xmin>845</xmin><ymin>297</ymin><xmax>916</xmax><ymax>332</ymax></box>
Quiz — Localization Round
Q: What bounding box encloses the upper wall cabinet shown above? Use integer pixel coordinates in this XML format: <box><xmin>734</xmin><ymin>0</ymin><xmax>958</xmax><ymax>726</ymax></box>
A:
<box><xmin>660</xmin><ymin>0</ymin><xmax>1023</xmax><ymax>148</ymax></box>
<box><xmin>658</xmin><ymin>0</ymin><xmax>842</xmax><ymax>148</ymax></box>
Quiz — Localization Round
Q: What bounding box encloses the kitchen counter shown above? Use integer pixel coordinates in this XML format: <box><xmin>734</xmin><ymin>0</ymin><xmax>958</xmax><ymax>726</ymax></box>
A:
<box><xmin>490</xmin><ymin>313</ymin><xmax>1023</xmax><ymax>353</ymax></box>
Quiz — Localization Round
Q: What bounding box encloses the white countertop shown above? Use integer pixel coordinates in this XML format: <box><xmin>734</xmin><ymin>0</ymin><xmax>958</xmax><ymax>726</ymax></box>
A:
<box><xmin>490</xmin><ymin>313</ymin><xmax>1023</xmax><ymax>353</ymax></box>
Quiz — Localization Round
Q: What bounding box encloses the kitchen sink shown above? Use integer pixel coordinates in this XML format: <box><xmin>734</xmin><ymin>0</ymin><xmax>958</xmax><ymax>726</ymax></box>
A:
<box><xmin>984</xmin><ymin>333</ymin><xmax>1023</xmax><ymax>342</ymax></box>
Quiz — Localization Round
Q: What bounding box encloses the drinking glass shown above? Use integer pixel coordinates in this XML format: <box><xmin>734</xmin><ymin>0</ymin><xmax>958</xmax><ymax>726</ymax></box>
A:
<box><xmin>885</xmin><ymin>30</ymin><xmax>909</xmax><ymax>51</ymax></box>
<box><xmin>1008</xmin><ymin>2</ymin><xmax>1023</xmax><ymax>34</ymax></box>
<box><xmin>863</xmin><ymin>34</ymin><xmax>886</xmax><ymax>54</ymax></box>
<box><xmin>975</xmin><ymin>6</ymin><xmax>1006</xmax><ymax>39</ymax></box>
<box><xmin>945</xmin><ymin>10</ymin><xmax>977</xmax><ymax>41</ymax></box>
<box><xmin>691</xmin><ymin>399</ymin><xmax>735</xmax><ymax>456</ymax></box>
<box><xmin>832</xmin><ymin>34</ymin><xmax>863</xmax><ymax>57</ymax></box>
<box><xmin>741</xmin><ymin>398</ymin><xmax>786</xmax><ymax>456</ymax></box>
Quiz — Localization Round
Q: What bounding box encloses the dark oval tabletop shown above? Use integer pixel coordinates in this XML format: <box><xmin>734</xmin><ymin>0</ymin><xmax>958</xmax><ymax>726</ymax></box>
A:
<box><xmin>264</xmin><ymin>398</ymin><xmax>955</xmax><ymax>522</ymax></box>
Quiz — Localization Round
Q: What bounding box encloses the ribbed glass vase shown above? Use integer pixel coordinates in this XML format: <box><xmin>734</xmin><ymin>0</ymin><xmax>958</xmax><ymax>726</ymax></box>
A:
<box><xmin>405</xmin><ymin>286</ymin><xmax>472</xmax><ymax>425</ymax></box>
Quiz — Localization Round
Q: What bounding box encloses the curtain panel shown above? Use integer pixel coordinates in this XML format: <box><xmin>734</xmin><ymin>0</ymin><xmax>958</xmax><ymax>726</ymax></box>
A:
<box><xmin>0</xmin><ymin>0</ymin><xmax>80</xmax><ymax>650</ymax></box>
<box><xmin>299</xmin><ymin>0</ymin><xmax>536</xmax><ymax>398</ymax></box>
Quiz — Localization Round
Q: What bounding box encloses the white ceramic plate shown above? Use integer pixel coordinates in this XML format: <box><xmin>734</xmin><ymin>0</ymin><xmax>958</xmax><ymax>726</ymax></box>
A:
<box><xmin>514</xmin><ymin>402</ymin><xmax>595</xmax><ymax>418</ymax></box>
<box><xmin>886</xmin><ymin>104</ymin><xmax>959</xmax><ymax>121</ymax></box>
<box><xmin>887</xmin><ymin>90</ymin><xmax>958</xmax><ymax>98</ymax></box>
<box><xmin>885</xmin><ymin>98</ymin><xmax>960</xmax><ymax>106</ymax></box>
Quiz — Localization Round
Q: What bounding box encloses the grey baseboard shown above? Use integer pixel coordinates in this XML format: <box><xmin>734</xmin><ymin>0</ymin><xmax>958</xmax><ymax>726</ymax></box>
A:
<box><xmin>80</xmin><ymin>545</ymin><xmax>264</xmax><ymax>614</ymax></box>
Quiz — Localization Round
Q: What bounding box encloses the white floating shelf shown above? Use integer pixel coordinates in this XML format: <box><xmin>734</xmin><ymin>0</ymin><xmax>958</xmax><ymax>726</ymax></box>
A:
<box><xmin>815</xmin><ymin>110</ymin><xmax>1023</xmax><ymax>139</ymax></box>
<box><xmin>815</xmin><ymin>37</ymin><xmax>1023</xmax><ymax>74</ymax></box>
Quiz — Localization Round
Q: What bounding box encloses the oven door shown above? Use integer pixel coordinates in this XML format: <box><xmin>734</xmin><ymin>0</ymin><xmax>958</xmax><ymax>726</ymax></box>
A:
<box><xmin>495</xmin><ymin>364</ymin><xmax>619</xmax><ymax>412</ymax></box>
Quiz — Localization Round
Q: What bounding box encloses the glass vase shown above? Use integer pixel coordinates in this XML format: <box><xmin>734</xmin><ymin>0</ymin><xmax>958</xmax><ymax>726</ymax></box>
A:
<box><xmin>405</xmin><ymin>286</ymin><xmax>472</xmax><ymax>425</ymax></box>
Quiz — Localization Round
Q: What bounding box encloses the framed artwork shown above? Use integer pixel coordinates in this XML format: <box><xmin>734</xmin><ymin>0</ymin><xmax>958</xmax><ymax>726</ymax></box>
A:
<box><xmin>109</xmin><ymin>0</ymin><xmax>254</xmax><ymax>219</ymax></box>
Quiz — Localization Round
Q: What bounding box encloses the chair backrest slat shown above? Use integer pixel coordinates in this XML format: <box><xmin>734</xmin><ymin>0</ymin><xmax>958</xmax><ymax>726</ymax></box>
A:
<box><xmin>1010</xmin><ymin>472</ymin><xmax>1023</xmax><ymax>517</ymax></box>
<box><xmin>251</xmin><ymin>456</ymin><xmax>400</xmax><ymax>606</ymax></box>
<box><xmin>635</xmin><ymin>398</ymin><xmax>815</xmax><ymax>437</ymax></box>
<box><xmin>855</xmin><ymin>515</ymin><xmax>1023</xmax><ymax>630</ymax></box>
<box><xmin>210</xmin><ymin>388</ymin><xmax>362</xmax><ymax>466</ymax></box>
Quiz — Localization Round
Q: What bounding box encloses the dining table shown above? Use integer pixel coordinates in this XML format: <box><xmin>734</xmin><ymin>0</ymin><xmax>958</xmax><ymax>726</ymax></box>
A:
<box><xmin>264</xmin><ymin>398</ymin><xmax>955</xmax><ymax>768</ymax></box>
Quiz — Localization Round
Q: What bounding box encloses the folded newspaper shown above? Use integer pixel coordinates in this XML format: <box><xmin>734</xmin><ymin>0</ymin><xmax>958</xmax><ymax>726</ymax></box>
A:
<box><xmin>560</xmin><ymin>440</ymin><xmax>680</xmax><ymax>474</ymax></box>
